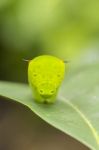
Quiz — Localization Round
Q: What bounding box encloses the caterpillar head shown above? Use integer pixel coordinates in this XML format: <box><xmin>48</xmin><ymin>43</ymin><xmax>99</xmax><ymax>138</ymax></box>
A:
<box><xmin>37</xmin><ymin>83</ymin><xmax>56</xmax><ymax>98</ymax></box>
<box><xmin>28</xmin><ymin>55</ymin><xmax>67</xmax><ymax>103</ymax></box>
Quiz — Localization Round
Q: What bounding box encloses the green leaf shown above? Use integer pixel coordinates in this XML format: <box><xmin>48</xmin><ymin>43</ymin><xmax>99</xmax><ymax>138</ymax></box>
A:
<box><xmin>0</xmin><ymin>51</ymin><xmax>99</xmax><ymax>150</ymax></box>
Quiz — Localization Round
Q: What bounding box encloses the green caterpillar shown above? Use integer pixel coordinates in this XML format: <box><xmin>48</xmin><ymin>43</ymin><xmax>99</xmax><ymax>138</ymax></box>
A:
<box><xmin>28</xmin><ymin>55</ymin><xmax>67</xmax><ymax>103</ymax></box>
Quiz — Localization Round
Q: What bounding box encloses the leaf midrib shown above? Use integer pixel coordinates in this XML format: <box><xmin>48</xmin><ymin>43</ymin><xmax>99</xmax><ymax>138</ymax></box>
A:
<box><xmin>61</xmin><ymin>96</ymin><xmax>99</xmax><ymax>149</ymax></box>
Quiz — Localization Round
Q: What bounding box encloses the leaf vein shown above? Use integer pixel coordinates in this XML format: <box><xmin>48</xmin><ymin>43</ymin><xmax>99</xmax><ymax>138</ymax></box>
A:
<box><xmin>61</xmin><ymin>97</ymin><xmax>99</xmax><ymax>147</ymax></box>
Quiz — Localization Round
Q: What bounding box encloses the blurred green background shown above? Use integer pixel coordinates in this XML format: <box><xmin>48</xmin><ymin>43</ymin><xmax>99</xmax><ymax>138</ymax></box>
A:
<box><xmin>0</xmin><ymin>0</ymin><xmax>99</xmax><ymax>82</ymax></box>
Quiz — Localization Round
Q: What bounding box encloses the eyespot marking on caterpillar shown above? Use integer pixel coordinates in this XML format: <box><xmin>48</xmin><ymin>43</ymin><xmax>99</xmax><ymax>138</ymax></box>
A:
<box><xmin>33</xmin><ymin>73</ymin><xmax>37</xmax><ymax>77</ymax></box>
<box><xmin>57</xmin><ymin>74</ymin><xmax>61</xmax><ymax>77</ymax></box>
<box><xmin>39</xmin><ymin>89</ymin><xmax>44</xmax><ymax>94</ymax></box>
